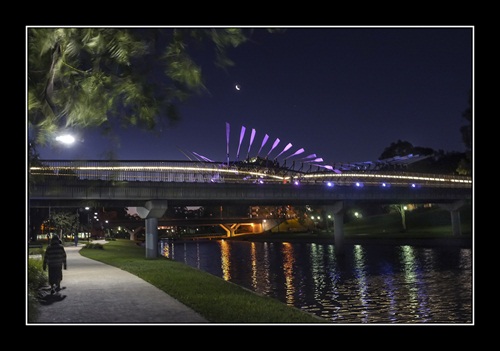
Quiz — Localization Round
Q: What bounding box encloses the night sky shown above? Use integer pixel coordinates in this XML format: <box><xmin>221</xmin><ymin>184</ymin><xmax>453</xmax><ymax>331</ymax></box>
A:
<box><xmin>34</xmin><ymin>26</ymin><xmax>473</xmax><ymax>166</ymax></box>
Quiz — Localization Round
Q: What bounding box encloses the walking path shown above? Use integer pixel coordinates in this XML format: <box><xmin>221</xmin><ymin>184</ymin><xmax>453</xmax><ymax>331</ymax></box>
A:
<box><xmin>31</xmin><ymin>241</ymin><xmax>209</xmax><ymax>325</ymax></box>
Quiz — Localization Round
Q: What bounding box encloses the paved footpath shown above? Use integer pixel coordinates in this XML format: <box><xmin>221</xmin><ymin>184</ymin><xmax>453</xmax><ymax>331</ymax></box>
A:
<box><xmin>31</xmin><ymin>241</ymin><xmax>209</xmax><ymax>325</ymax></box>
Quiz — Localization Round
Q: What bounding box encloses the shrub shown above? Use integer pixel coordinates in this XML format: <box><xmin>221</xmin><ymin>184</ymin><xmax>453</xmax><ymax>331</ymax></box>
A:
<box><xmin>28</xmin><ymin>258</ymin><xmax>47</xmax><ymax>291</ymax></box>
<box><xmin>27</xmin><ymin>289</ymin><xmax>40</xmax><ymax>323</ymax></box>
<box><xmin>27</xmin><ymin>258</ymin><xmax>48</xmax><ymax>323</ymax></box>
<box><xmin>28</xmin><ymin>246</ymin><xmax>44</xmax><ymax>256</ymax></box>
<box><xmin>82</xmin><ymin>243</ymin><xmax>104</xmax><ymax>250</ymax></box>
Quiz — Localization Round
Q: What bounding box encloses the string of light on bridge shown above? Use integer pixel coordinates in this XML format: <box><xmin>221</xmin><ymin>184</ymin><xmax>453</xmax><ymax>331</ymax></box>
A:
<box><xmin>30</xmin><ymin>162</ymin><xmax>472</xmax><ymax>189</ymax></box>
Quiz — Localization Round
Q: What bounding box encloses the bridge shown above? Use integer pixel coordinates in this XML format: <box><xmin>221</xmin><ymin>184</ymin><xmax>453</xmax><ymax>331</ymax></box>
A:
<box><xmin>29</xmin><ymin>159</ymin><xmax>472</xmax><ymax>256</ymax></box>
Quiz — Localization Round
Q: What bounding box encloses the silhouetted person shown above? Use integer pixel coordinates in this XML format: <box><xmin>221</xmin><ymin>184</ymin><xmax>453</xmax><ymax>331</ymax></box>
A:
<box><xmin>43</xmin><ymin>235</ymin><xmax>67</xmax><ymax>294</ymax></box>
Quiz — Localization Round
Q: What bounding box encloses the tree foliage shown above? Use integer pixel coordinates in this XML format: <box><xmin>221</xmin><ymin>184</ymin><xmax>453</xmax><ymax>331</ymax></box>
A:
<box><xmin>379</xmin><ymin>140</ymin><xmax>466</xmax><ymax>174</ymax></box>
<box><xmin>457</xmin><ymin>89</ymin><xmax>472</xmax><ymax>175</ymax></box>
<box><xmin>388</xmin><ymin>204</ymin><xmax>407</xmax><ymax>232</ymax></box>
<box><xmin>51</xmin><ymin>211</ymin><xmax>79</xmax><ymax>238</ymax></box>
<box><xmin>379</xmin><ymin>140</ymin><xmax>434</xmax><ymax>160</ymax></box>
<box><xmin>27</xmin><ymin>27</ymin><xmax>264</xmax><ymax>146</ymax></box>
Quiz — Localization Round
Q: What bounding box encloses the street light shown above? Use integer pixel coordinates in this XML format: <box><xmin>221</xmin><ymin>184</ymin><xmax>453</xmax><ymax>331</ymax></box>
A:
<box><xmin>326</xmin><ymin>214</ymin><xmax>332</xmax><ymax>232</ymax></box>
<box><xmin>83</xmin><ymin>207</ymin><xmax>91</xmax><ymax>241</ymax></box>
<box><xmin>55</xmin><ymin>134</ymin><xmax>76</xmax><ymax>145</ymax></box>
<box><xmin>54</xmin><ymin>132</ymin><xmax>84</xmax><ymax>149</ymax></box>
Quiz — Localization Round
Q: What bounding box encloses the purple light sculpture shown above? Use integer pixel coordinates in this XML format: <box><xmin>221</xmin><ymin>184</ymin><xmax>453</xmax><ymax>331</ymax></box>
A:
<box><xmin>301</xmin><ymin>154</ymin><xmax>317</xmax><ymax>160</ymax></box>
<box><xmin>285</xmin><ymin>148</ymin><xmax>305</xmax><ymax>160</ymax></box>
<box><xmin>192</xmin><ymin>151</ymin><xmax>214</xmax><ymax>163</ymax></box>
<box><xmin>257</xmin><ymin>134</ymin><xmax>269</xmax><ymax>157</ymax></box>
<box><xmin>274</xmin><ymin>142</ymin><xmax>293</xmax><ymax>160</ymax></box>
<box><xmin>246</xmin><ymin>128</ymin><xmax>256</xmax><ymax>160</ymax></box>
<box><xmin>266</xmin><ymin>138</ymin><xmax>280</xmax><ymax>158</ymax></box>
<box><xmin>236</xmin><ymin>126</ymin><xmax>246</xmax><ymax>161</ymax></box>
<box><xmin>303</xmin><ymin>157</ymin><xmax>324</xmax><ymax>163</ymax></box>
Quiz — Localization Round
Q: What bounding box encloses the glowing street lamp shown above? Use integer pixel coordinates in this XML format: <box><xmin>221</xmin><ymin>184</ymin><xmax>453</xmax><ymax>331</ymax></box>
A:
<box><xmin>55</xmin><ymin>134</ymin><xmax>76</xmax><ymax>145</ymax></box>
<box><xmin>326</xmin><ymin>214</ymin><xmax>332</xmax><ymax>232</ymax></box>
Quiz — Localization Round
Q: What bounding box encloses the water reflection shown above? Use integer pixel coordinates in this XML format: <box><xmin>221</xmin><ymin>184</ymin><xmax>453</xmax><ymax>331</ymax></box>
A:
<box><xmin>281</xmin><ymin>243</ymin><xmax>295</xmax><ymax>305</ymax></box>
<box><xmin>250</xmin><ymin>243</ymin><xmax>257</xmax><ymax>290</ymax></box>
<box><xmin>159</xmin><ymin>239</ymin><xmax>472</xmax><ymax>323</ymax></box>
<box><xmin>219</xmin><ymin>240</ymin><xmax>231</xmax><ymax>281</ymax></box>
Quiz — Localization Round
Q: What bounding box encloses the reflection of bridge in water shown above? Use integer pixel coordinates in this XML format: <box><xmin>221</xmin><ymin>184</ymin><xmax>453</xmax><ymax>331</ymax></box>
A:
<box><xmin>29</xmin><ymin>158</ymin><xmax>472</xmax><ymax>256</ymax></box>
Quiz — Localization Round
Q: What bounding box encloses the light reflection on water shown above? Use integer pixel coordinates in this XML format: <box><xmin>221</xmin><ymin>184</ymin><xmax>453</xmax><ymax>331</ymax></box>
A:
<box><xmin>159</xmin><ymin>239</ymin><xmax>472</xmax><ymax>324</ymax></box>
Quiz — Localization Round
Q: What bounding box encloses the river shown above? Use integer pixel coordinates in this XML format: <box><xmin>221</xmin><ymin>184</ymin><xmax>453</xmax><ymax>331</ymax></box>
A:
<box><xmin>159</xmin><ymin>238</ymin><xmax>473</xmax><ymax>324</ymax></box>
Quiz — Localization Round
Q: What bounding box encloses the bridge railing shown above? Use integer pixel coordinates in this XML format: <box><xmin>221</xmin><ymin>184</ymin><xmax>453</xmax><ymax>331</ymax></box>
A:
<box><xmin>29</xmin><ymin>160</ymin><xmax>472</xmax><ymax>189</ymax></box>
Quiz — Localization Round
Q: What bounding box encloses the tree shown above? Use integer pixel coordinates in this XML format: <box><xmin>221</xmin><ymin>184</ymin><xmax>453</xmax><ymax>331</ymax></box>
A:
<box><xmin>379</xmin><ymin>140</ymin><xmax>416</xmax><ymax>160</ymax></box>
<box><xmin>378</xmin><ymin>140</ymin><xmax>466</xmax><ymax>174</ymax></box>
<box><xmin>51</xmin><ymin>211</ymin><xmax>79</xmax><ymax>239</ymax></box>
<box><xmin>27</xmin><ymin>140</ymin><xmax>47</xmax><ymax>189</ymax></box>
<box><xmin>389</xmin><ymin>204</ymin><xmax>407</xmax><ymax>232</ymax></box>
<box><xmin>457</xmin><ymin>89</ymin><xmax>472</xmax><ymax>175</ymax></box>
<box><xmin>28</xmin><ymin>27</ymin><xmax>280</xmax><ymax>147</ymax></box>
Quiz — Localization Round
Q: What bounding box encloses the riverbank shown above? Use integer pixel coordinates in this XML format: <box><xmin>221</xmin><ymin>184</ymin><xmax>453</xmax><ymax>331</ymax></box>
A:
<box><xmin>224</xmin><ymin>231</ymin><xmax>473</xmax><ymax>248</ymax></box>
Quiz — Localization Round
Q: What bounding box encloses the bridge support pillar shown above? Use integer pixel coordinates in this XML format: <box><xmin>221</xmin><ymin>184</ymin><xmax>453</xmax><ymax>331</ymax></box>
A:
<box><xmin>325</xmin><ymin>202</ymin><xmax>345</xmax><ymax>256</ymax></box>
<box><xmin>136</xmin><ymin>200</ymin><xmax>168</xmax><ymax>259</ymax></box>
<box><xmin>219</xmin><ymin>224</ymin><xmax>238</xmax><ymax>237</ymax></box>
<box><xmin>145</xmin><ymin>218</ymin><xmax>159</xmax><ymax>259</ymax></box>
<box><xmin>439</xmin><ymin>200</ymin><xmax>465</xmax><ymax>237</ymax></box>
